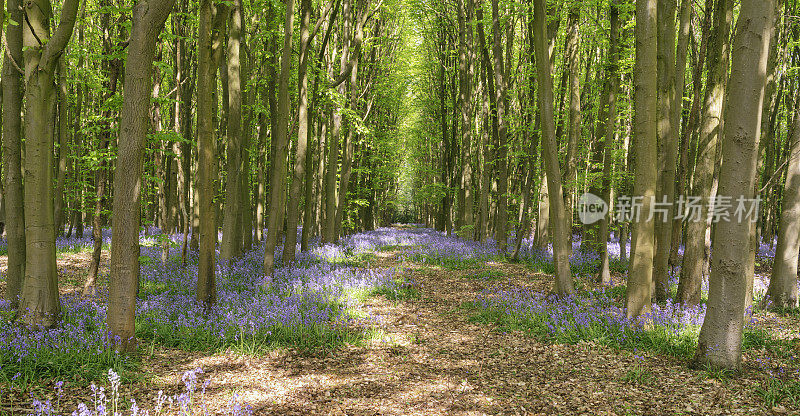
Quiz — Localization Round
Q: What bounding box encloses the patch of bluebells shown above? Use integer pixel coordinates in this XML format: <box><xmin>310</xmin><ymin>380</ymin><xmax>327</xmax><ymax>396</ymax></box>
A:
<box><xmin>474</xmin><ymin>284</ymin><xmax>708</xmax><ymax>356</ymax></box>
<box><xmin>0</xmin><ymin>227</ymin><xmax>406</xmax><ymax>388</ymax></box>
<box><xmin>390</xmin><ymin>228</ymin><xmax>502</xmax><ymax>267</ymax></box>
<box><xmin>31</xmin><ymin>368</ymin><xmax>252</xmax><ymax>416</ymax></box>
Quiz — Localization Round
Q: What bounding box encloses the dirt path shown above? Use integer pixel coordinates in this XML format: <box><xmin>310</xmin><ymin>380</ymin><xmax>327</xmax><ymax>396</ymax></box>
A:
<box><xmin>136</xmin><ymin>251</ymin><xmax>769</xmax><ymax>416</ymax></box>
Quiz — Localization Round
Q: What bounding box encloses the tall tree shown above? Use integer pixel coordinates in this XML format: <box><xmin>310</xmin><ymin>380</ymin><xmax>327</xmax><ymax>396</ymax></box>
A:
<box><xmin>222</xmin><ymin>0</ymin><xmax>245</xmax><ymax>261</ymax></box>
<box><xmin>109</xmin><ymin>0</ymin><xmax>175</xmax><ymax>349</ymax></box>
<box><xmin>694</xmin><ymin>0</ymin><xmax>773</xmax><ymax>369</ymax></box>
<box><xmin>677</xmin><ymin>0</ymin><xmax>733</xmax><ymax>305</ymax></box>
<box><xmin>263</xmin><ymin>0</ymin><xmax>296</xmax><ymax>279</ymax></box>
<box><xmin>2</xmin><ymin>0</ymin><xmax>24</xmax><ymax>310</ymax></box>
<box><xmin>533</xmin><ymin>0</ymin><xmax>573</xmax><ymax>296</ymax></box>
<box><xmin>491</xmin><ymin>0</ymin><xmax>509</xmax><ymax>253</ymax></box>
<box><xmin>625</xmin><ymin>0</ymin><xmax>658</xmax><ymax>320</ymax></box>
<box><xmin>595</xmin><ymin>1</ymin><xmax>621</xmax><ymax>286</ymax></box>
<box><xmin>766</xmin><ymin>102</ymin><xmax>800</xmax><ymax>310</ymax></box>
<box><xmin>284</xmin><ymin>0</ymin><xmax>313</xmax><ymax>263</ymax></box>
<box><xmin>19</xmin><ymin>0</ymin><xmax>80</xmax><ymax>327</ymax></box>
<box><xmin>653</xmin><ymin>0</ymin><xmax>678</xmax><ymax>302</ymax></box>
<box><xmin>196</xmin><ymin>0</ymin><xmax>226</xmax><ymax>307</ymax></box>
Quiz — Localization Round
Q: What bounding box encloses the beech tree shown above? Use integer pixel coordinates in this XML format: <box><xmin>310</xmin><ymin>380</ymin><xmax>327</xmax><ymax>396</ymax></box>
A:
<box><xmin>19</xmin><ymin>0</ymin><xmax>80</xmax><ymax>328</ymax></box>
<box><xmin>109</xmin><ymin>0</ymin><xmax>176</xmax><ymax>349</ymax></box>
<box><xmin>694</xmin><ymin>0</ymin><xmax>774</xmax><ymax>370</ymax></box>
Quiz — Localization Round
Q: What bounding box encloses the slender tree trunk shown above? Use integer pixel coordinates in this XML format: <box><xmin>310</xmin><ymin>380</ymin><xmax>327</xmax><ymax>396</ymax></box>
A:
<box><xmin>2</xmin><ymin>0</ymin><xmax>24</xmax><ymax>310</ymax></box>
<box><xmin>19</xmin><ymin>0</ymin><xmax>79</xmax><ymax>328</ymax></box>
<box><xmin>534</xmin><ymin>0</ymin><xmax>573</xmax><ymax>296</ymax></box>
<box><xmin>491</xmin><ymin>0</ymin><xmax>509</xmax><ymax>252</ymax></box>
<box><xmin>563</xmin><ymin>5</ymin><xmax>581</xmax><ymax>244</ymax></box>
<box><xmin>54</xmin><ymin>58</ymin><xmax>69</xmax><ymax>236</ymax></box>
<box><xmin>263</xmin><ymin>0</ymin><xmax>296</xmax><ymax>279</ymax></box>
<box><xmin>694</xmin><ymin>0</ymin><xmax>773</xmax><ymax>369</ymax></box>
<box><xmin>87</xmin><ymin>10</ymin><xmax>123</xmax><ymax>293</ymax></box>
<box><xmin>669</xmin><ymin>0</ymin><xmax>692</xmax><ymax>270</ymax></box>
<box><xmin>323</xmin><ymin>1</ymin><xmax>350</xmax><ymax>244</ymax></box>
<box><xmin>196</xmin><ymin>0</ymin><xmax>224</xmax><ymax>308</ymax></box>
<box><xmin>766</xmin><ymin>102</ymin><xmax>800</xmax><ymax>309</ymax></box>
<box><xmin>596</xmin><ymin>1</ymin><xmax>621</xmax><ymax>286</ymax></box>
<box><xmin>284</xmin><ymin>0</ymin><xmax>312</xmax><ymax>263</ymax></box>
<box><xmin>109</xmin><ymin>0</ymin><xmax>174</xmax><ymax>349</ymax></box>
<box><xmin>625</xmin><ymin>0</ymin><xmax>658</xmax><ymax>320</ymax></box>
<box><xmin>653</xmin><ymin>0</ymin><xmax>678</xmax><ymax>302</ymax></box>
<box><xmin>221</xmin><ymin>0</ymin><xmax>244</xmax><ymax>261</ymax></box>
<box><xmin>678</xmin><ymin>0</ymin><xmax>733</xmax><ymax>305</ymax></box>
<box><xmin>240</xmin><ymin>26</ymin><xmax>253</xmax><ymax>253</ymax></box>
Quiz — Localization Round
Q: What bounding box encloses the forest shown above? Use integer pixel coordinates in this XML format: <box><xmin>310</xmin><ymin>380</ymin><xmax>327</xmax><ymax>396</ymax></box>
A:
<box><xmin>0</xmin><ymin>0</ymin><xmax>798</xmax><ymax>413</ymax></box>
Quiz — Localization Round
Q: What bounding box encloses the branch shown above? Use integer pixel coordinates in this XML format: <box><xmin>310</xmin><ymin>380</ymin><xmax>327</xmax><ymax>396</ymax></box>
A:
<box><xmin>308</xmin><ymin>0</ymin><xmax>338</xmax><ymax>42</ymax></box>
<box><xmin>40</xmin><ymin>0</ymin><xmax>80</xmax><ymax>70</ymax></box>
<box><xmin>329</xmin><ymin>0</ymin><xmax>383</xmax><ymax>88</ymax></box>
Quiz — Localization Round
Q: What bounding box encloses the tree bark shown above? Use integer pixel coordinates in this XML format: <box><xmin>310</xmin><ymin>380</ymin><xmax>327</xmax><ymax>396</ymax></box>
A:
<box><xmin>222</xmin><ymin>0</ymin><xmax>244</xmax><ymax>261</ymax></box>
<box><xmin>263</xmin><ymin>0</ymin><xmax>296</xmax><ymax>279</ymax></box>
<box><xmin>678</xmin><ymin>0</ymin><xmax>733</xmax><ymax>306</ymax></box>
<box><xmin>596</xmin><ymin>1</ymin><xmax>621</xmax><ymax>286</ymax></box>
<box><xmin>766</xmin><ymin>101</ymin><xmax>800</xmax><ymax>310</ymax></box>
<box><xmin>19</xmin><ymin>0</ymin><xmax>79</xmax><ymax>328</ymax></box>
<box><xmin>196</xmin><ymin>0</ymin><xmax>225</xmax><ymax>308</ymax></box>
<box><xmin>652</xmin><ymin>0</ymin><xmax>678</xmax><ymax>302</ymax></box>
<box><xmin>284</xmin><ymin>0</ymin><xmax>313</xmax><ymax>263</ymax></box>
<box><xmin>109</xmin><ymin>0</ymin><xmax>175</xmax><ymax>349</ymax></box>
<box><xmin>694</xmin><ymin>0</ymin><xmax>773</xmax><ymax>369</ymax></box>
<box><xmin>54</xmin><ymin>58</ymin><xmax>69</xmax><ymax>237</ymax></box>
<box><xmin>2</xmin><ymin>0</ymin><xmax>24</xmax><ymax>310</ymax></box>
<box><xmin>533</xmin><ymin>0</ymin><xmax>574</xmax><ymax>296</ymax></box>
<box><xmin>625</xmin><ymin>0</ymin><xmax>658</xmax><ymax>320</ymax></box>
<box><xmin>491</xmin><ymin>0</ymin><xmax>509</xmax><ymax>253</ymax></box>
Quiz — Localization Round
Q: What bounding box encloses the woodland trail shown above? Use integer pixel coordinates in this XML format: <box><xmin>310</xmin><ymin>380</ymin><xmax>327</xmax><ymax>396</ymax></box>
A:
<box><xmin>137</xmin><ymin>247</ymin><xmax>769</xmax><ymax>416</ymax></box>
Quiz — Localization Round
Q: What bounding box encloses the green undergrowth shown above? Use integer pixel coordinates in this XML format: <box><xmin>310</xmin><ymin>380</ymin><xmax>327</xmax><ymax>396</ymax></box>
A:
<box><xmin>464</xmin><ymin>269</ymin><xmax>507</xmax><ymax>281</ymax></box>
<box><xmin>523</xmin><ymin>256</ymin><xmax>629</xmax><ymax>277</ymax></box>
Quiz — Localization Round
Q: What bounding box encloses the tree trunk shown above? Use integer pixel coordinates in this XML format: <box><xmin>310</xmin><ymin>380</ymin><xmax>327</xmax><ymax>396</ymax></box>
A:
<box><xmin>284</xmin><ymin>0</ymin><xmax>312</xmax><ymax>263</ymax></box>
<box><xmin>108</xmin><ymin>0</ymin><xmax>174</xmax><ymax>350</ymax></box>
<box><xmin>54</xmin><ymin>58</ymin><xmax>69</xmax><ymax>237</ymax></box>
<box><xmin>221</xmin><ymin>0</ymin><xmax>244</xmax><ymax>261</ymax></box>
<box><xmin>625</xmin><ymin>0</ymin><xmax>658</xmax><ymax>320</ymax></box>
<box><xmin>457</xmin><ymin>0</ymin><xmax>474</xmax><ymax>237</ymax></box>
<box><xmin>596</xmin><ymin>1</ymin><xmax>621</xmax><ymax>286</ymax></box>
<box><xmin>766</xmin><ymin>101</ymin><xmax>800</xmax><ymax>309</ymax></box>
<box><xmin>196</xmin><ymin>0</ymin><xmax>224</xmax><ymax>308</ymax></box>
<box><xmin>19</xmin><ymin>0</ymin><xmax>79</xmax><ymax>328</ymax></box>
<box><xmin>653</xmin><ymin>0</ymin><xmax>678</xmax><ymax>302</ymax></box>
<box><xmin>533</xmin><ymin>0</ymin><xmax>573</xmax><ymax>296</ymax></box>
<box><xmin>694</xmin><ymin>0</ymin><xmax>773</xmax><ymax>369</ymax></box>
<box><xmin>678</xmin><ymin>0</ymin><xmax>733</xmax><ymax>305</ymax></box>
<box><xmin>87</xmin><ymin>8</ymin><xmax>123</xmax><ymax>294</ymax></box>
<box><xmin>669</xmin><ymin>0</ymin><xmax>693</xmax><ymax>271</ymax></box>
<box><xmin>491</xmin><ymin>0</ymin><xmax>509</xmax><ymax>253</ymax></box>
<box><xmin>2</xmin><ymin>0</ymin><xmax>24</xmax><ymax>310</ymax></box>
<box><xmin>563</xmin><ymin>5</ymin><xmax>581</xmax><ymax>246</ymax></box>
<box><xmin>263</xmin><ymin>0</ymin><xmax>295</xmax><ymax>279</ymax></box>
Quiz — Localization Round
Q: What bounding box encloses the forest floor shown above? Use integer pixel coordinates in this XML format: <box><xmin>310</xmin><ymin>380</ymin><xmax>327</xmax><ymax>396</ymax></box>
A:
<box><xmin>4</xmin><ymin>236</ymin><xmax>796</xmax><ymax>416</ymax></box>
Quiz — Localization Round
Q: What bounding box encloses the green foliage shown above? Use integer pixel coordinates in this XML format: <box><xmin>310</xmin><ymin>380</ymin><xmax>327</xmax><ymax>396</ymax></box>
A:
<box><xmin>757</xmin><ymin>378</ymin><xmax>800</xmax><ymax>408</ymax></box>
<box><xmin>621</xmin><ymin>364</ymin><xmax>656</xmax><ymax>386</ymax></box>
<box><xmin>465</xmin><ymin>269</ymin><xmax>507</xmax><ymax>281</ymax></box>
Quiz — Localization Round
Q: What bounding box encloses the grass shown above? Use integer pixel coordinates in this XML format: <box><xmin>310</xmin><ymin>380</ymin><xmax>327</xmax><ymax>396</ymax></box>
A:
<box><xmin>523</xmin><ymin>256</ymin><xmax>629</xmax><ymax>277</ymax></box>
<box><xmin>0</xmin><ymin>306</ymin><xmax>140</xmax><ymax>392</ymax></box>
<box><xmin>465</xmin><ymin>269</ymin><xmax>507</xmax><ymax>281</ymax></box>
<box><xmin>758</xmin><ymin>378</ymin><xmax>800</xmax><ymax>408</ymax></box>
<box><xmin>373</xmin><ymin>282</ymin><xmax>420</xmax><ymax>301</ymax></box>
<box><xmin>621</xmin><ymin>364</ymin><xmax>656</xmax><ymax>386</ymax></box>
